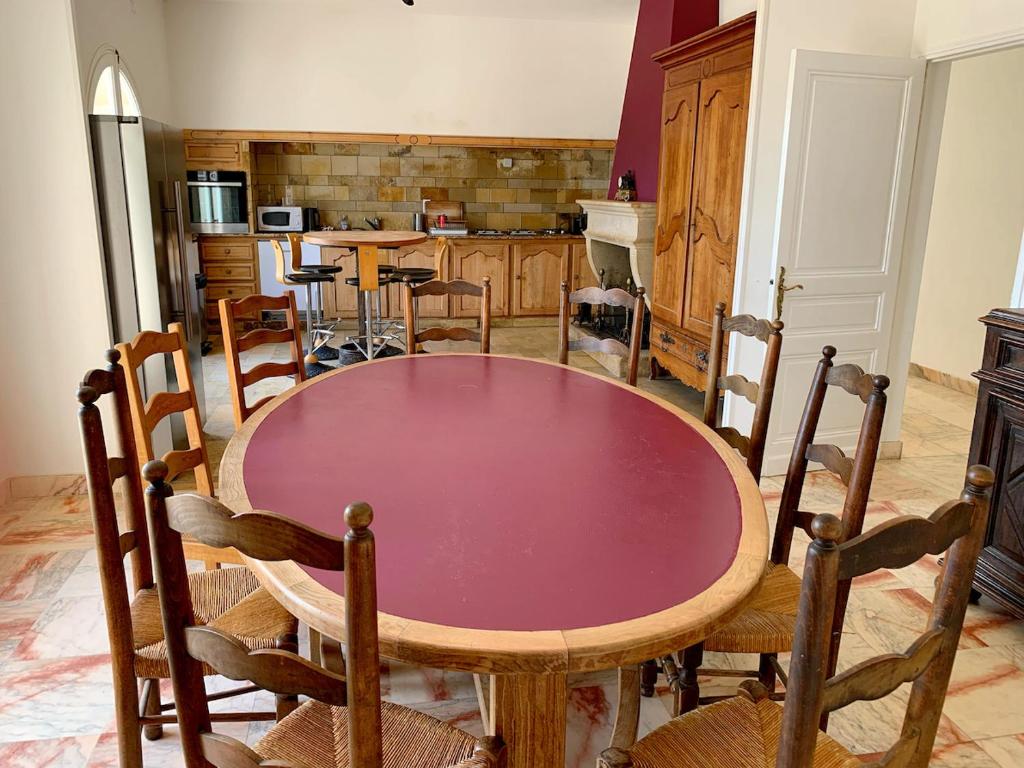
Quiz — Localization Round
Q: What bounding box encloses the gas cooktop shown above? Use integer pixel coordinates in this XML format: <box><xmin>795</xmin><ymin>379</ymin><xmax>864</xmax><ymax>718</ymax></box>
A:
<box><xmin>471</xmin><ymin>228</ymin><xmax>570</xmax><ymax>237</ymax></box>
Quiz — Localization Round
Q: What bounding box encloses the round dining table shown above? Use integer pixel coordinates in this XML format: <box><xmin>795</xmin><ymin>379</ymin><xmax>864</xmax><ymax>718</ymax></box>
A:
<box><xmin>219</xmin><ymin>353</ymin><xmax>767</xmax><ymax>768</ymax></box>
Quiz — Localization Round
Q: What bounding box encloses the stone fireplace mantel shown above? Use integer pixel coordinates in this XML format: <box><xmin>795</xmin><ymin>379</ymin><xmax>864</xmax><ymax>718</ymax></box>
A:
<box><xmin>577</xmin><ymin>200</ymin><xmax>657</xmax><ymax>306</ymax></box>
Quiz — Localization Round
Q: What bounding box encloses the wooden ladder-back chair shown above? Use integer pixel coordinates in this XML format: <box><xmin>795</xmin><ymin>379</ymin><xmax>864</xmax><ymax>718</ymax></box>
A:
<box><xmin>219</xmin><ymin>292</ymin><xmax>307</xmax><ymax>428</ymax></box>
<box><xmin>558</xmin><ymin>283</ymin><xmax>646</xmax><ymax>386</ymax></box>
<box><xmin>601</xmin><ymin>465</ymin><xmax>995</xmax><ymax>768</ymax></box>
<box><xmin>630</xmin><ymin>345</ymin><xmax>890</xmax><ymax>726</ymax></box>
<box><xmin>403</xmin><ymin>276</ymin><xmax>492</xmax><ymax>354</ymax></box>
<box><xmin>76</xmin><ymin>350</ymin><xmax>299</xmax><ymax>768</ymax></box>
<box><xmin>142</xmin><ymin>462</ymin><xmax>505</xmax><ymax>768</ymax></box>
<box><xmin>116</xmin><ymin>323</ymin><xmax>241</xmax><ymax>569</ymax></box>
<box><xmin>703</xmin><ymin>302</ymin><xmax>784</xmax><ymax>483</ymax></box>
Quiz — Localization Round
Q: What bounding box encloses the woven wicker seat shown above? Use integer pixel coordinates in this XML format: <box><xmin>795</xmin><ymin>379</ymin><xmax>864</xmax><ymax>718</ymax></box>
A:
<box><xmin>257</xmin><ymin>700</ymin><xmax>490</xmax><ymax>768</ymax></box>
<box><xmin>131</xmin><ymin>567</ymin><xmax>297</xmax><ymax>678</ymax></box>
<box><xmin>623</xmin><ymin>695</ymin><xmax>858</xmax><ymax>768</ymax></box>
<box><xmin>703</xmin><ymin>562</ymin><xmax>801</xmax><ymax>654</ymax></box>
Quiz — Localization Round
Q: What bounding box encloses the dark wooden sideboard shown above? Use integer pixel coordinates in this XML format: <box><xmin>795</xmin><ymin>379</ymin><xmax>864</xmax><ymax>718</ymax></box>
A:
<box><xmin>969</xmin><ymin>309</ymin><xmax>1024</xmax><ymax>617</ymax></box>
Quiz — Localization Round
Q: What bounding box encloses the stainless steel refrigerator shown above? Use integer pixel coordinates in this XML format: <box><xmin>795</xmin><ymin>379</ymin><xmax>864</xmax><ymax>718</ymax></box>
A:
<box><xmin>89</xmin><ymin>115</ymin><xmax>207</xmax><ymax>456</ymax></box>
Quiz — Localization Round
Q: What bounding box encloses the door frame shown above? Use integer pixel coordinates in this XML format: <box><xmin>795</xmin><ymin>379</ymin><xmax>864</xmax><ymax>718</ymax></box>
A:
<box><xmin>726</xmin><ymin>0</ymin><xmax>1024</xmax><ymax>461</ymax></box>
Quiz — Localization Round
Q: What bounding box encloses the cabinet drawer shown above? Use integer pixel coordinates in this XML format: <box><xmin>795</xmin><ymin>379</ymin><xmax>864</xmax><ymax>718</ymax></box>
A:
<box><xmin>201</xmin><ymin>242</ymin><xmax>255</xmax><ymax>261</ymax></box>
<box><xmin>206</xmin><ymin>263</ymin><xmax>255</xmax><ymax>281</ymax></box>
<box><xmin>206</xmin><ymin>283</ymin><xmax>257</xmax><ymax>304</ymax></box>
<box><xmin>186</xmin><ymin>141</ymin><xmax>241</xmax><ymax>166</ymax></box>
<box><xmin>651</xmin><ymin>321</ymin><xmax>710</xmax><ymax>377</ymax></box>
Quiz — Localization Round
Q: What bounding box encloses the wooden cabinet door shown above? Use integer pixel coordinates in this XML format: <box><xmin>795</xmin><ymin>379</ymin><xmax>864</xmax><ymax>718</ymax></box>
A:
<box><xmin>451</xmin><ymin>243</ymin><xmax>510</xmax><ymax>317</ymax></box>
<box><xmin>512</xmin><ymin>243</ymin><xmax>567</xmax><ymax>316</ymax></box>
<box><xmin>320</xmin><ymin>247</ymin><xmax>359</xmax><ymax>319</ymax></box>
<box><xmin>652</xmin><ymin>82</ymin><xmax>699</xmax><ymax>325</ymax></box>
<box><xmin>388</xmin><ymin>241</ymin><xmax>448</xmax><ymax>319</ymax></box>
<box><xmin>570</xmin><ymin>243</ymin><xmax>601</xmax><ymax>292</ymax></box>
<box><xmin>682</xmin><ymin>68</ymin><xmax>751</xmax><ymax>341</ymax></box>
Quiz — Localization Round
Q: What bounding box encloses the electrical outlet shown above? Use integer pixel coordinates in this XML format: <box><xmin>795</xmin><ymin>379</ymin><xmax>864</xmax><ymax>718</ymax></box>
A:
<box><xmin>500</xmin><ymin>158</ymin><xmax>513</xmax><ymax>169</ymax></box>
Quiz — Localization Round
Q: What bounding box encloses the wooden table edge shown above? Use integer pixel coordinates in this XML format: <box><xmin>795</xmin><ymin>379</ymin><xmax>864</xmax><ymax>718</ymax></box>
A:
<box><xmin>219</xmin><ymin>353</ymin><xmax>769</xmax><ymax>675</ymax></box>
<box><xmin>302</xmin><ymin>230</ymin><xmax>429</xmax><ymax>248</ymax></box>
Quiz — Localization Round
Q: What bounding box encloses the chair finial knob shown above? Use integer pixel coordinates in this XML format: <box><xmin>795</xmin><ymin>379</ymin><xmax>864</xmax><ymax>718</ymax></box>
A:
<box><xmin>345</xmin><ymin>502</ymin><xmax>374</xmax><ymax>530</ymax></box>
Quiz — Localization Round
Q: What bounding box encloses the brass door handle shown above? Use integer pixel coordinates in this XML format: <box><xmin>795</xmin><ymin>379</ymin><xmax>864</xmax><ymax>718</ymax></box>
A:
<box><xmin>774</xmin><ymin>266</ymin><xmax>804</xmax><ymax>322</ymax></box>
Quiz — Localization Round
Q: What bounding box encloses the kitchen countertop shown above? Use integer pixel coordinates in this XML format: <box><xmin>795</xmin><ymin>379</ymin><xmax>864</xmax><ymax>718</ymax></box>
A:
<box><xmin>196</xmin><ymin>231</ymin><xmax>585</xmax><ymax>241</ymax></box>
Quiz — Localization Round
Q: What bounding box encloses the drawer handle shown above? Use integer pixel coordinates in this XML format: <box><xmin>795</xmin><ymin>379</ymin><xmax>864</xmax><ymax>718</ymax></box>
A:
<box><xmin>659</xmin><ymin>330</ymin><xmax>676</xmax><ymax>345</ymax></box>
<box><xmin>696</xmin><ymin>349</ymin><xmax>709</xmax><ymax>371</ymax></box>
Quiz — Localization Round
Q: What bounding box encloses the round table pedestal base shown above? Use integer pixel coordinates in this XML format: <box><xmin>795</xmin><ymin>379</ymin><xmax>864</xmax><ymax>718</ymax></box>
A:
<box><xmin>493</xmin><ymin>673</ymin><xmax>568</xmax><ymax>768</ymax></box>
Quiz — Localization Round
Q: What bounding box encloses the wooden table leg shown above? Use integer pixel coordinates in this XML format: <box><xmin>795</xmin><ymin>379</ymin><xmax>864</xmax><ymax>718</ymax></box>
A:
<box><xmin>493</xmin><ymin>672</ymin><xmax>567</xmax><ymax>768</ymax></box>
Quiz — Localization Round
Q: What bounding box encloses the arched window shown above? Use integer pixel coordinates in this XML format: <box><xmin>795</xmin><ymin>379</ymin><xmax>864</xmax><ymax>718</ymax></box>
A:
<box><xmin>90</xmin><ymin>49</ymin><xmax>141</xmax><ymax>117</ymax></box>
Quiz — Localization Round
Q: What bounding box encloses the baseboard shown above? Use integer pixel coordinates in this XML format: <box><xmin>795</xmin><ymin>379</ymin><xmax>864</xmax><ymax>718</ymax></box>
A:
<box><xmin>8</xmin><ymin>474</ymin><xmax>88</xmax><ymax>499</ymax></box>
<box><xmin>879</xmin><ymin>440</ymin><xmax>903</xmax><ymax>461</ymax></box>
<box><xmin>908</xmin><ymin>362</ymin><xmax>978</xmax><ymax>396</ymax></box>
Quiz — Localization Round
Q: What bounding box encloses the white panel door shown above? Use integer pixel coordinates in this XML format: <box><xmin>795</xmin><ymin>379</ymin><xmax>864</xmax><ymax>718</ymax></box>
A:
<box><xmin>761</xmin><ymin>50</ymin><xmax>925</xmax><ymax>476</ymax></box>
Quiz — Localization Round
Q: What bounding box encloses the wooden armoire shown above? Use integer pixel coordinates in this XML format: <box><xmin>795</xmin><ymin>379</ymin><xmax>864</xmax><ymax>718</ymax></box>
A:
<box><xmin>648</xmin><ymin>13</ymin><xmax>755</xmax><ymax>390</ymax></box>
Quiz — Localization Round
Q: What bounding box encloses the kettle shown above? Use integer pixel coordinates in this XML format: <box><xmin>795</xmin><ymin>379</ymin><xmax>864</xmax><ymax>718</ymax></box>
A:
<box><xmin>302</xmin><ymin>207</ymin><xmax>320</xmax><ymax>232</ymax></box>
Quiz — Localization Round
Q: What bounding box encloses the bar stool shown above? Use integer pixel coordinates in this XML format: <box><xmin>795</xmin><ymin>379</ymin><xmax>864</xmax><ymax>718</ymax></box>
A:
<box><xmin>270</xmin><ymin>240</ymin><xmax>335</xmax><ymax>374</ymax></box>
<box><xmin>286</xmin><ymin>233</ymin><xmax>342</xmax><ymax>361</ymax></box>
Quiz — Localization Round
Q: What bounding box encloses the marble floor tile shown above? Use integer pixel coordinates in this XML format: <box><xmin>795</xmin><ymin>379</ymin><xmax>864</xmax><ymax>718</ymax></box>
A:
<box><xmin>0</xmin><ymin>734</ymin><xmax>99</xmax><ymax>768</ymax></box>
<box><xmin>941</xmin><ymin>645</ymin><xmax>1024</xmax><ymax>741</ymax></box>
<box><xmin>977</xmin><ymin>733</ymin><xmax>1024</xmax><ymax>767</ymax></box>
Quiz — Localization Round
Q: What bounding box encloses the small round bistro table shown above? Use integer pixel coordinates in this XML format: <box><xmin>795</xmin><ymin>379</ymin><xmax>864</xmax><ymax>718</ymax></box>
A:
<box><xmin>303</xmin><ymin>230</ymin><xmax>429</xmax><ymax>359</ymax></box>
<box><xmin>219</xmin><ymin>354</ymin><xmax>767</xmax><ymax>768</ymax></box>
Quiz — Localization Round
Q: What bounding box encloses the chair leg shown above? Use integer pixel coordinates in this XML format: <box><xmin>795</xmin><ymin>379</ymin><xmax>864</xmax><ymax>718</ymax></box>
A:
<box><xmin>608</xmin><ymin>665</ymin><xmax>641</xmax><ymax>751</ymax></box>
<box><xmin>758</xmin><ymin>653</ymin><xmax>777</xmax><ymax>694</ymax></box>
<box><xmin>639</xmin><ymin>658</ymin><xmax>658</xmax><ymax>698</ymax></box>
<box><xmin>115</xmin><ymin>677</ymin><xmax>145</xmax><ymax>767</ymax></box>
<box><xmin>275</xmin><ymin>633</ymin><xmax>300</xmax><ymax>719</ymax></box>
<box><xmin>141</xmin><ymin>678</ymin><xmax>163</xmax><ymax>740</ymax></box>
<box><xmin>676</xmin><ymin>643</ymin><xmax>704</xmax><ymax>716</ymax></box>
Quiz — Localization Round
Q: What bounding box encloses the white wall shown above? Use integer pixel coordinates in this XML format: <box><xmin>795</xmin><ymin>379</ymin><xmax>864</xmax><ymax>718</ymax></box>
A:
<box><xmin>720</xmin><ymin>0</ymin><xmax>756</xmax><ymax>24</ymax></box>
<box><xmin>164</xmin><ymin>0</ymin><xmax>634</xmax><ymax>138</ymax></box>
<box><xmin>913</xmin><ymin>0</ymin><xmax>1024</xmax><ymax>59</ymax></box>
<box><xmin>70</xmin><ymin>0</ymin><xmax>175</xmax><ymax>122</ymax></box>
<box><xmin>0</xmin><ymin>0</ymin><xmax>112</xmax><ymax>481</ymax></box>
<box><xmin>910</xmin><ymin>48</ymin><xmax>1024</xmax><ymax>381</ymax></box>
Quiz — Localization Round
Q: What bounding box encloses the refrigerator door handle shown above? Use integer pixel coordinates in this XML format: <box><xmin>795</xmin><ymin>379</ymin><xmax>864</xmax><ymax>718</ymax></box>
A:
<box><xmin>172</xmin><ymin>180</ymin><xmax>194</xmax><ymax>341</ymax></box>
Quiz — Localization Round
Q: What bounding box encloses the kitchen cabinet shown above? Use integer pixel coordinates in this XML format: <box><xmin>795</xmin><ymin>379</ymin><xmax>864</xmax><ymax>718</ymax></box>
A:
<box><xmin>319</xmin><ymin>247</ymin><xmax>360</xmax><ymax>320</ymax></box>
<box><xmin>199</xmin><ymin>236</ymin><xmax>259</xmax><ymax>332</ymax></box>
<box><xmin>968</xmin><ymin>309</ymin><xmax>1024</xmax><ymax>618</ymax></box>
<box><xmin>569</xmin><ymin>243</ymin><xmax>601</xmax><ymax>292</ymax></box>
<box><xmin>450</xmin><ymin>242</ymin><xmax>511</xmax><ymax>318</ymax></box>
<box><xmin>512</xmin><ymin>244</ymin><xmax>567</xmax><ymax>316</ymax></box>
<box><xmin>185</xmin><ymin>140</ymin><xmax>245</xmax><ymax>171</ymax></box>
<box><xmin>388</xmin><ymin>242</ymin><xmax>448</xmax><ymax>319</ymax></box>
<box><xmin>649</xmin><ymin>13</ymin><xmax>754</xmax><ymax>390</ymax></box>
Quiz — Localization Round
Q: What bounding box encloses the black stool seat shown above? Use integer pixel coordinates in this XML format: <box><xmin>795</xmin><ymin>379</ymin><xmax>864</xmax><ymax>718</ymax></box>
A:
<box><xmin>287</xmin><ymin>271</ymin><xmax>334</xmax><ymax>284</ymax></box>
<box><xmin>394</xmin><ymin>267</ymin><xmax>437</xmax><ymax>285</ymax></box>
<box><xmin>298</xmin><ymin>264</ymin><xmax>343</xmax><ymax>275</ymax></box>
<box><xmin>344</xmin><ymin>274</ymin><xmax>395</xmax><ymax>288</ymax></box>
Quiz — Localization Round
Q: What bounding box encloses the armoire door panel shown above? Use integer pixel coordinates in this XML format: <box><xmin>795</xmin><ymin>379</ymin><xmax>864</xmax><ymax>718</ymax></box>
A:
<box><xmin>683</xmin><ymin>68</ymin><xmax>751</xmax><ymax>341</ymax></box>
<box><xmin>652</xmin><ymin>82</ymin><xmax>699</xmax><ymax>325</ymax></box>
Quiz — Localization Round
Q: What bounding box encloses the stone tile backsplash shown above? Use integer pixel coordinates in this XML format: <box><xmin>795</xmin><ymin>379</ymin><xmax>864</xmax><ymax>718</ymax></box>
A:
<box><xmin>252</xmin><ymin>141</ymin><xmax>613</xmax><ymax>231</ymax></box>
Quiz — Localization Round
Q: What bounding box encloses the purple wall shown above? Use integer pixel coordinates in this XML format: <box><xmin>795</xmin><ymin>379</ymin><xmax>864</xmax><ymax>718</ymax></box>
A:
<box><xmin>608</xmin><ymin>0</ymin><xmax>719</xmax><ymax>202</ymax></box>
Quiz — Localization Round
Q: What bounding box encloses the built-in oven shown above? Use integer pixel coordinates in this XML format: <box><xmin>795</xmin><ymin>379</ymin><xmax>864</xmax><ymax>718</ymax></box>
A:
<box><xmin>186</xmin><ymin>170</ymin><xmax>248</xmax><ymax>234</ymax></box>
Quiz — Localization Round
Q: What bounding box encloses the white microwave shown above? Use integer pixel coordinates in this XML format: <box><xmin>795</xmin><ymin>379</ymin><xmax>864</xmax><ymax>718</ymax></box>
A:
<box><xmin>257</xmin><ymin>206</ymin><xmax>302</xmax><ymax>232</ymax></box>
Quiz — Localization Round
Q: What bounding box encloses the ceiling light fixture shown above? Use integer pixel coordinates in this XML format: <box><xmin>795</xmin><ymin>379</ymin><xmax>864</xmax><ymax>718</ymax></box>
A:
<box><xmin>403</xmin><ymin>0</ymin><xmax>414</xmax><ymax>5</ymax></box>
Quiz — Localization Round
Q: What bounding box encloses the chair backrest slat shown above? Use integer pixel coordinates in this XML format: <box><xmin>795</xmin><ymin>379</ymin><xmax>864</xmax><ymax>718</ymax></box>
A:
<box><xmin>144</xmin><ymin>461</ymin><xmax>385</xmax><ymax>767</ymax></box>
<box><xmin>836</xmin><ymin>501</ymin><xmax>975</xmax><ymax>581</ymax></box>
<box><xmin>715</xmin><ymin>426</ymin><xmax>751</xmax><ymax>457</ymax></box>
<box><xmin>820</xmin><ymin>628</ymin><xmax>944</xmax><ymax>715</ymax></box>
<box><xmin>219</xmin><ymin>292</ymin><xmax>306</xmax><ymax>428</ymax></box>
<box><xmin>702</xmin><ymin>302</ymin><xmax>783</xmax><ymax>482</ymax></box>
<box><xmin>824</xmin><ymin>363</ymin><xmax>875</xmax><ymax>403</ymax></box>
<box><xmin>403</xmin><ymin>277</ymin><xmax>492</xmax><ymax>354</ymax></box>
<box><xmin>774</xmin><ymin>466</ymin><xmax>994</xmax><ymax>768</ymax></box>
<box><xmin>165</xmin><ymin>493</ymin><xmax>345</xmax><ymax>570</ymax></box>
<box><xmin>803</xmin><ymin>443</ymin><xmax>854</xmax><ymax>486</ymax></box>
<box><xmin>558</xmin><ymin>282</ymin><xmax>645</xmax><ymax>387</ymax></box>
<box><xmin>184</xmin><ymin>626</ymin><xmax>347</xmax><ymax>705</ymax></box>
<box><xmin>117</xmin><ymin>323</ymin><xmax>214</xmax><ymax>496</ymax></box>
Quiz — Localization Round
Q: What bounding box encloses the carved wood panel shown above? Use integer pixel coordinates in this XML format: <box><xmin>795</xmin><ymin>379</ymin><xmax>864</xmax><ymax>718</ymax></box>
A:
<box><xmin>682</xmin><ymin>67</ymin><xmax>750</xmax><ymax>341</ymax></box>
<box><xmin>652</xmin><ymin>82</ymin><xmax>699</xmax><ymax>326</ymax></box>
<box><xmin>450</xmin><ymin>243</ymin><xmax>510</xmax><ymax>317</ymax></box>
<box><xmin>388</xmin><ymin>243</ymin><xmax>449</xmax><ymax>318</ymax></box>
<box><xmin>512</xmin><ymin>244</ymin><xmax>567</xmax><ymax>316</ymax></box>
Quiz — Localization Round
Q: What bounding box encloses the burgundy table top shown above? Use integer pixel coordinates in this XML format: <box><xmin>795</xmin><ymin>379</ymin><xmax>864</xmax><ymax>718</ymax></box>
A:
<box><xmin>241</xmin><ymin>355</ymin><xmax>746</xmax><ymax>633</ymax></box>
